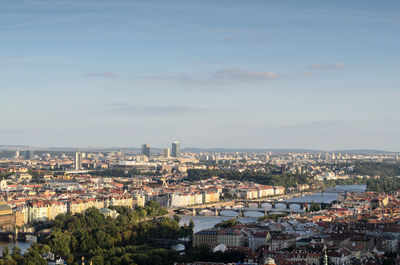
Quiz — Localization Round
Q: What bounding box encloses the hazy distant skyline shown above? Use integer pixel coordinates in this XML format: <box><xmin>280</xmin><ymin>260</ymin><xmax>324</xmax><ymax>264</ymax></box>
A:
<box><xmin>1</xmin><ymin>1</ymin><xmax>399</xmax><ymax>150</ymax></box>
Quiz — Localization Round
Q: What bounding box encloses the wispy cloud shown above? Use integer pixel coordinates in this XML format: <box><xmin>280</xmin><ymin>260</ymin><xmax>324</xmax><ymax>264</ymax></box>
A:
<box><xmin>146</xmin><ymin>74</ymin><xmax>206</xmax><ymax>85</ymax></box>
<box><xmin>309</xmin><ymin>63</ymin><xmax>344</xmax><ymax>69</ymax></box>
<box><xmin>0</xmin><ymin>57</ymin><xmax>49</xmax><ymax>64</ymax></box>
<box><xmin>0</xmin><ymin>128</ymin><xmax>37</xmax><ymax>135</ymax></box>
<box><xmin>107</xmin><ymin>104</ymin><xmax>207</xmax><ymax>115</ymax></box>
<box><xmin>274</xmin><ymin>121</ymin><xmax>349</xmax><ymax>132</ymax></box>
<box><xmin>226</xmin><ymin>120</ymin><xmax>348</xmax><ymax>132</ymax></box>
<box><xmin>146</xmin><ymin>68</ymin><xmax>282</xmax><ymax>85</ymax></box>
<box><xmin>301</xmin><ymin>71</ymin><xmax>313</xmax><ymax>77</ymax></box>
<box><xmin>212</xmin><ymin>68</ymin><xmax>281</xmax><ymax>81</ymax></box>
<box><xmin>85</xmin><ymin>72</ymin><xmax>116</xmax><ymax>77</ymax></box>
<box><xmin>223</xmin><ymin>36</ymin><xmax>236</xmax><ymax>42</ymax></box>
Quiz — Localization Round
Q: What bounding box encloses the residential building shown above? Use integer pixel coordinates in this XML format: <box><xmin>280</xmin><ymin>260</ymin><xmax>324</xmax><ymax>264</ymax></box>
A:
<box><xmin>75</xmin><ymin>151</ymin><xmax>83</xmax><ymax>170</ymax></box>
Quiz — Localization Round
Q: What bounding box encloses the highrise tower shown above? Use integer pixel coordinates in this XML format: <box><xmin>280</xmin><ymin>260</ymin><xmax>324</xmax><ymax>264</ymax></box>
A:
<box><xmin>75</xmin><ymin>151</ymin><xmax>83</xmax><ymax>170</ymax></box>
<box><xmin>24</xmin><ymin>150</ymin><xmax>34</xmax><ymax>160</ymax></box>
<box><xmin>171</xmin><ymin>142</ymin><xmax>181</xmax><ymax>158</ymax></box>
<box><xmin>142</xmin><ymin>144</ymin><xmax>150</xmax><ymax>157</ymax></box>
<box><xmin>163</xmin><ymin>148</ymin><xmax>170</xmax><ymax>158</ymax></box>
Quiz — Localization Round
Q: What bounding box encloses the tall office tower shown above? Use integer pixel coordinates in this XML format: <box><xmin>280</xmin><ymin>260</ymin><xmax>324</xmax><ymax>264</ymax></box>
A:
<box><xmin>142</xmin><ymin>144</ymin><xmax>151</xmax><ymax>157</ymax></box>
<box><xmin>163</xmin><ymin>148</ymin><xmax>170</xmax><ymax>158</ymax></box>
<box><xmin>75</xmin><ymin>151</ymin><xmax>83</xmax><ymax>170</ymax></box>
<box><xmin>171</xmin><ymin>142</ymin><xmax>181</xmax><ymax>158</ymax></box>
<box><xmin>29</xmin><ymin>150</ymin><xmax>35</xmax><ymax>159</ymax></box>
<box><xmin>15</xmin><ymin>150</ymin><xmax>20</xmax><ymax>158</ymax></box>
<box><xmin>24</xmin><ymin>150</ymin><xmax>34</xmax><ymax>160</ymax></box>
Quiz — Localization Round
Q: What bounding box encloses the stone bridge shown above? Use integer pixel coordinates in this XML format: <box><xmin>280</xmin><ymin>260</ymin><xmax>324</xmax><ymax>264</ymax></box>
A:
<box><xmin>181</xmin><ymin>207</ymin><xmax>303</xmax><ymax>217</ymax></box>
<box><xmin>236</xmin><ymin>200</ymin><xmax>332</xmax><ymax>210</ymax></box>
<box><xmin>178</xmin><ymin>200</ymin><xmax>332</xmax><ymax>217</ymax></box>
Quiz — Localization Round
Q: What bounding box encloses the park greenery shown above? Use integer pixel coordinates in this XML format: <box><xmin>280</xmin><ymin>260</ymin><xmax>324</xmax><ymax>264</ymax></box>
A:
<box><xmin>93</xmin><ymin>169</ymin><xmax>161</xmax><ymax>178</ymax></box>
<box><xmin>324</xmin><ymin>178</ymin><xmax>367</xmax><ymax>188</ymax></box>
<box><xmin>0</xmin><ymin>244</ymin><xmax>48</xmax><ymax>265</ymax></box>
<box><xmin>257</xmin><ymin>213</ymin><xmax>288</xmax><ymax>221</ymax></box>
<box><xmin>327</xmin><ymin>177</ymin><xmax>400</xmax><ymax>193</ymax></box>
<box><xmin>93</xmin><ymin>169</ymin><xmax>142</xmax><ymax>177</ymax></box>
<box><xmin>351</xmin><ymin>162</ymin><xmax>400</xmax><ymax>178</ymax></box>
<box><xmin>214</xmin><ymin>218</ymin><xmax>241</xmax><ymax>228</ymax></box>
<box><xmin>187</xmin><ymin>169</ymin><xmax>309</xmax><ymax>187</ymax></box>
<box><xmin>188</xmin><ymin>162</ymin><xmax>400</xmax><ymax>193</ymax></box>
<box><xmin>0</xmin><ymin>171</ymin><xmax>12</xmax><ymax>181</ymax></box>
<box><xmin>43</xmin><ymin>201</ymin><xmax>189</xmax><ymax>264</ymax></box>
<box><xmin>365</xmin><ymin>177</ymin><xmax>400</xmax><ymax>193</ymax></box>
<box><xmin>308</xmin><ymin>202</ymin><xmax>321</xmax><ymax>212</ymax></box>
<box><xmin>4</xmin><ymin>201</ymin><xmax>247</xmax><ymax>265</ymax></box>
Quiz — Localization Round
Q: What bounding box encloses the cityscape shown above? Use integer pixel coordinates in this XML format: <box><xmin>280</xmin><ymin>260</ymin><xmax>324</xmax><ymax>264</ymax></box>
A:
<box><xmin>0</xmin><ymin>145</ymin><xmax>400</xmax><ymax>264</ymax></box>
<box><xmin>1</xmin><ymin>0</ymin><xmax>400</xmax><ymax>265</ymax></box>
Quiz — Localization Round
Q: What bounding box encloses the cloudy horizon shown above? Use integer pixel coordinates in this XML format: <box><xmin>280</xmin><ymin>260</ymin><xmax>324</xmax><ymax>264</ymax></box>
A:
<box><xmin>1</xmin><ymin>0</ymin><xmax>399</xmax><ymax>151</ymax></box>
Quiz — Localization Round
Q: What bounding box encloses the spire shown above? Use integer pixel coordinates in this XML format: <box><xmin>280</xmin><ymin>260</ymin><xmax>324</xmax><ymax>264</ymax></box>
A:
<box><xmin>323</xmin><ymin>247</ymin><xmax>328</xmax><ymax>265</ymax></box>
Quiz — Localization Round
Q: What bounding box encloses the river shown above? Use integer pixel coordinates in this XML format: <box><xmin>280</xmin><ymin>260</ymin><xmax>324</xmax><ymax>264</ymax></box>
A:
<box><xmin>174</xmin><ymin>185</ymin><xmax>366</xmax><ymax>251</ymax></box>
<box><xmin>0</xmin><ymin>185</ymin><xmax>366</xmax><ymax>254</ymax></box>
<box><xmin>179</xmin><ymin>184</ymin><xmax>367</xmax><ymax>231</ymax></box>
<box><xmin>0</xmin><ymin>241</ymin><xmax>32</xmax><ymax>255</ymax></box>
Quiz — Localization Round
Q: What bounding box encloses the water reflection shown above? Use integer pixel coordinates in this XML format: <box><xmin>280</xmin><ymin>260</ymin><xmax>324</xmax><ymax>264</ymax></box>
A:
<box><xmin>179</xmin><ymin>185</ymin><xmax>367</xmax><ymax>233</ymax></box>
<box><xmin>179</xmin><ymin>216</ymin><xmax>256</xmax><ymax>233</ymax></box>
<box><xmin>0</xmin><ymin>241</ymin><xmax>32</xmax><ymax>256</ymax></box>
<box><xmin>261</xmin><ymin>203</ymin><xmax>272</xmax><ymax>208</ymax></box>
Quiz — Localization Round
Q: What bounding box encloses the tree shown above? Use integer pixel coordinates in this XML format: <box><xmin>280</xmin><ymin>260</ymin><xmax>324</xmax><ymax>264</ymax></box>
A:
<box><xmin>2</xmin><ymin>247</ymin><xmax>10</xmax><ymax>259</ymax></box>
<box><xmin>189</xmin><ymin>219</ymin><xmax>195</xmax><ymax>231</ymax></box>
<box><xmin>309</xmin><ymin>202</ymin><xmax>321</xmax><ymax>212</ymax></box>
<box><xmin>23</xmin><ymin>248</ymin><xmax>47</xmax><ymax>265</ymax></box>
<box><xmin>214</xmin><ymin>218</ymin><xmax>240</xmax><ymax>228</ymax></box>
<box><xmin>11</xmin><ymin>247</ymin><xmax>20</xmax><ymax>256</ymax></box>
<box><xmin>173</xmin><ymin>215</ymin><xmax>181</xmax><ymax>223</ymax></box>
<box><xmin>49</xmin><ymin>230</ymin><xmax>72</xmax><ymax>259</ymax></box>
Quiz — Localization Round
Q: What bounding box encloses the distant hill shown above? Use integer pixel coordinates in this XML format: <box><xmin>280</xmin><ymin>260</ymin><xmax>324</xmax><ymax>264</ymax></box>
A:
<box><xmin>331</xmin><ymin>149</ymin><xmax>397</xmax><ymax>154</ymax></box>
<box><xmin>0</xmin><ymin>145</ymin><xmax>397</xmax><ymax>155</ymax></box>
<box><xmin>0</xmin><ymin>145</ymin><xmax>30</xmax><ymax>148</ymax></box>
<box><xmin>183</xmin><ymin>148</ymin><xmax>398</xmax><ymax>154</ymax></box>
<box><xmin>182</xmin><ymin>147</ymin><xmax>322</xmax><ymax>154</ymax></box>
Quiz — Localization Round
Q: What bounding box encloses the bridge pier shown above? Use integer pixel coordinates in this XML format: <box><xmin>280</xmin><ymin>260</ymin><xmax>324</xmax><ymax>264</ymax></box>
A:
<box><xmin>286</xmin><ymin>203</ymin><xmax>290</xmax><ymax>209</ymax></box>
<box><xmin>271</xmin><ymin>202</ymin><xmax>276</xmax><ymax>209</ymax></box>
<box><xmin>192</xmin><ymin>209</ymin><xmax>196</xmax><ymax>216</ymax></box>
<box><xmin>13</xmin><ymin>227</ymin><xmax>18</xmax><ymax>242</ymax></box>
<box><xmin>238</xmin><ymin>209</ymin><xmax>244</xmax><ymax>218</ymax></box>
<box><xmin>299</xmin><ymin>204</ymin><xmax>304</xmax><ymax>210</ymax></box>
<box><xmin>214</xmin><ymin>209</ymin><xmax>219</xmax><ymax>216</ymax></box>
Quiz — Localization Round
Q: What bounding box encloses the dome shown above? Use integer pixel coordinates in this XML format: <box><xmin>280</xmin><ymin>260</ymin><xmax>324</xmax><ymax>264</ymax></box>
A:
<box><xmin>264</xmin><ymin>257</ymin><xmax>276</xmax><ymax>265</ymax></box>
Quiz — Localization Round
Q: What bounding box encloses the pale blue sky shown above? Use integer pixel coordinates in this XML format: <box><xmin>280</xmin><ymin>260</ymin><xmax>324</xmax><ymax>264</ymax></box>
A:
<box><xmin>1</xmin><ymin>0</ymin><xmax>399</xmax><ymax>150</ymax></box>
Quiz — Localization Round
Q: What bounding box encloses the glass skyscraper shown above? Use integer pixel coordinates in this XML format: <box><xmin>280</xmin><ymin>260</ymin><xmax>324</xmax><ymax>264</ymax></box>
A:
<box><xmin>171</xmin><ymin>142</ymin><xmax>180</xmax><ymax>158</ymax></box>
<box><xmin>142</xmin><ymin>144</ymin><xmax>151</xmax><ymax>157</ymax></box>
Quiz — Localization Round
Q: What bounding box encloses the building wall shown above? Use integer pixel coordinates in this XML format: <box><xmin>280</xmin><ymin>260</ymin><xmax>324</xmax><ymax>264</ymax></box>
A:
<box><xmin>0</xmin><ymin>210</ymin><xmax>23</xmax><ymax>231</ymax></box>
<box><xmin>217</xmin><ymin>233</ymin><xmax>245</xmax><ymax>247</ymax></box>
<box><xmin>193</xmin><ymin>232</ymin><xmax>218</xmax><ymax>246</ymax></box>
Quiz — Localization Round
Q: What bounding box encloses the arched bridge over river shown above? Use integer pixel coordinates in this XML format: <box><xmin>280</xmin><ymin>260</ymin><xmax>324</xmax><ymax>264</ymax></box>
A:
<box><xmin>176</xmin><ymin>199</ymin><xmax>333</xmax><ymax>217</ymax></box>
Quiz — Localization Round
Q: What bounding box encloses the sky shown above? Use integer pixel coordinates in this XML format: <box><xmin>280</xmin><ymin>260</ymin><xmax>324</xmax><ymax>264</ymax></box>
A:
<box><xmin>0</xmin><ymin>0</ymin><xmax>399</xmax><ymax>151</ymax></box>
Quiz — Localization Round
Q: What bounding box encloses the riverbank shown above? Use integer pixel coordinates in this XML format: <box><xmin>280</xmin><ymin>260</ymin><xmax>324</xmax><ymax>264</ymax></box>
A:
<box><xmin>0</xmin><ymin>241</ymin><xmax>32</xmax><ymax>256</ymax></box>
<box><xmin>179</xmin><ymin>185</ymin><xmax>367</xmax><ymax>232</ymax></box>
